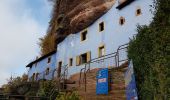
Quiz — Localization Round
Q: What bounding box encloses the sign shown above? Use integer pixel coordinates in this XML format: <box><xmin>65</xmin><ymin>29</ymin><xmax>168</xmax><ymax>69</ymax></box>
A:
<box><xmin>96</xmin><ymin>68</ymin><xmax>109</xmax><ymax>95</ymax></box>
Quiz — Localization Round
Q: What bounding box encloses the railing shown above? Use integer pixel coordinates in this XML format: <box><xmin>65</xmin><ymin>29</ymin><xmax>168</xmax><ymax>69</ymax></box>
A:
<box><xmin>49</xmin><ymin>64</ymin><xmax>68</xmax><ymax>100</ymax></box>
<box><xmin>117</xmin><ymin>43</ymin><xmax>129</xmax><ymax>67</ymax></box>
<box><xmin>79</xmin><ymin>52</ymin><xmax>118</xmax><ymax>88</ymax></box>
<box><xmin>59</xmin><ymin>64</ymin><xmax>68</xmax><ymax>89</ymax></box>
<box><xmin>79</xmin><ymin>43</ymin><xmax>129</xmax><ymax>91</ymax></box>
<box><xmin>28</xmin><ymin>64</ymin><xmax>69</xmax><ymax>99</ymax></box>
<box><xmin>49</xmin><ymin>81</ymin><xmax>59</xmax><ymax>100</ymax></box>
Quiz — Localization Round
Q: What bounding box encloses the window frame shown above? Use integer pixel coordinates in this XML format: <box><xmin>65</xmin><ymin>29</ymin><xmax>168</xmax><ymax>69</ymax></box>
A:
<box><xmin>35</xmin><ymin>73</ymin><xmax>39</xmax><ymax>81</ymax></box>
<box><xmin>76</xmin><ymin>51</ymin><xmax>91</xmax><ymax>66</ymax></box>
<box><xmin>80</xmin><ymin>30</ymin><xmax>88</xmax><ymax>42</ymax></box>
<box><xmin>69</xmin><ymin>58</ymin><xmax>73</xmax><ymax>66</ymax></box>
<box><xmin>98</xmin><ymin>45</ymin><xmax>105</xmax><ymax>57</ymax></box>
<box><xmin>32</xmin><ymin>73</ymin><xmax>36</xmax><ymax>81</ymax></box>
<box><xmin>136</xmin><ymin>8</ymin><xmax>142</xmax><ymax>16</ymax></box>
<box><xmin>119</xmin><ymin>16</ymin><xmax>125</xmax><ymax>26</ymax></box>
<box><xmin>47</xmin><ymin>57</ymin><xmax>51</xmax><ymax>63</ymax></box>
<box><xmin>80</xmin><ymin>53</ymin><xmax>87</xmax><ymax>64</ymax></box>
<box><xmin>46</xmin><ymin>68</ymin><xmax>50</xmax><ymax>75</ymax></box>
<box><xmin>99</xmin><ymin>22</ymin><xmax>105</xmax><ymax>32</ymax></box>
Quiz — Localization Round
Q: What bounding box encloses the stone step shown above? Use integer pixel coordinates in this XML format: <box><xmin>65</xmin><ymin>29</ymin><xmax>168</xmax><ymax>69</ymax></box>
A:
<box><xmin>79</xmin><ymin>93</ymin><xmax>126</xmax><ymax>100</ymax></box>
<box><xmin>110</xmin><ymin>83</ymin><xmax>125</xmax><ymax>90</ymax></box>
<box><xmin>68</xmin><ymin>65</ymin><xmax>128</xmax><ymax>100</ymax></box>
<box><xmin>109</xmin><ymin>90</ymin><xmax>126</xmax><ymax>95</ymax></box>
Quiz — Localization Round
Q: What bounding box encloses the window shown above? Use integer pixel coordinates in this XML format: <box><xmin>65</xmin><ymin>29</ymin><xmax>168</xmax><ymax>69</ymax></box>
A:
<box><xmin>57</xmin><ymin>61</ymin><xmax>62</xmax><ymax>77</ymax></box>
<box><xmin>136</xmin><ymin>8</ymin><xmax>142</xmax><ymax>16</ymax></box>
<box><xmin>32</xmin><ymin>73</ymin><xmax>35</xmax><ymax>81</ymax></box>
<box><xmin>69</xmin><ymin>58</ymin><xmax>73</xmax><ymax>66</ymax></box>
<box><xmin>81</xmin><ymin>30</ymin><xmax>87</xmax><ymax>41</ymax></box>
<box><xmin>76</xmin><ymin>52</ymin><xmax>91</xmax><ymax>66</ymax></box>
<box><xmin>58</xmin><ymin>61</ymin><xmax>62</xmax><ymax>68</ymax></box>
<box><xmin>46</xmin><ymin>68</ymin><xmax>50</xmax><ymax>75</ymax></box>
<box><xmin>119</xmin><ymin>17</ymin><xmax>125</xmax><ymax>25</ymax></box>
<box><xmin>99</xmin><ymin>22</ymin><xmax>104</xmax><ymax>32</ymax></box>
<box><xmin>35</xmin><ymin>73</ymin><xmax>39</xmax><ymax>81</ymax></box>
<box><xmin>80</xmin><ymin>53</ymin><xmax>87</xmax><ymax>64</ymax></box>
<box><xmin>98</xmin><ymin>45</ymin><xmax>105</xmax><ymax>57</ymax></box>
<box><xmin>47</xmin><ymin>57</ymin><xmax>51</xmax><ymax>63</ymax></box>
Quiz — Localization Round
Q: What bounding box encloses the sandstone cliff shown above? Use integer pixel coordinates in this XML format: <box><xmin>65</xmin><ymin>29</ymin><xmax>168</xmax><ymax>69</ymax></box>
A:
<box><xmin>48</xmin><ymin>0</ymin><xmax>116</xmax><ymax>44</ymax></box>
<box><xmin>40</xmin><ymin>0</ymin><xmax>116</xmax><ymax>55</ymax></box>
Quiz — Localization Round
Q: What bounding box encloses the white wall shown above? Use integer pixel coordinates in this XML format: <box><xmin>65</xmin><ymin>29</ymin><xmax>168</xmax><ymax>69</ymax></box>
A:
<box><xmin>56</xmin><ymin>0</ymin><xmax>154</xmax><ymax>77</ymax></box>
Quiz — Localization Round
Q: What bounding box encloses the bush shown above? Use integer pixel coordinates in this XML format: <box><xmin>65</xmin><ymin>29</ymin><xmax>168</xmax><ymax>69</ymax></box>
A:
<box><xmin>2</xmin><ymin>74</ymin><xmax>28</xmax><ymax>94</ymax></box>
<box><xmin>56</xmin><ymin>92</ymin><xmax>81</xmax><ymax>100</ymax></box>
<box><xmin>37</xmin><ymin>80</ymin><xmax>58</xmax><ymax>97</ymax></box>
<box><xmin>128</xmin><ymin>0</ymin><xmax>170</xmax><ymax>99</ymax></box>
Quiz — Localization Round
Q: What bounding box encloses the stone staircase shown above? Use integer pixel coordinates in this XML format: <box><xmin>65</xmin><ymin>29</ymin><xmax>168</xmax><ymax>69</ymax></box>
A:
<box><xmin>66</xmin><ymin>62</ymin><xmax>128</xmax><ymax>100</ymax></box>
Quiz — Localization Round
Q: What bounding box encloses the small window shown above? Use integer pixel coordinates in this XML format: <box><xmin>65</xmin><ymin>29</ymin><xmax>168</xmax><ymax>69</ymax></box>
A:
<box><xmin>81</xmin><ymin>30</ymin><xmax>87</xmax><ymax>41</ymax></box>
<box><xmin>76</xmin><ymin>52</ymin><xmax>91</xmax><ymax>66</ymax></box>
<box><xmin>47</xmin><ymin>57</ymin><xmax>51</xmax><ymax>63</ymax></box>
<box><xmin>32</xmin><ymin>73</ymin><xmax>35</xmax><ymax>81</ymax></box>
<box><xmin>119</xmin><ymin>17</ymin><xmax>125</xmax><ymax>25</ymax></box>
<box><xmin>136</xmin><ymin>8</ymin><xmax>142</xmax><ymax>16</ymax></box>
<box><xmin>98</xmin><ymin>45</ymin><xmax>105</xmax><ymax>57</ymax></box>
<box><xmin>57</xmin><ymin>61</ymin><xmax>62</xmax><ymax>77</ymax></box>
<box><xmin>80</xmin><ymin>53</ymin><xmax>87</xmax><ymax>64</ymax></box>
<box><xmin>46</xmin><ymin>68</ymin><xmax>50</xmax><ymax>75</ymax></box>
<box><xmin>99</xmin><ymin>22</ymin><xmax>104</xmax><ymax>32</ymax></box>
<box><xmin>35</xmin><ymin>73</ymin><xmax>39</xmax><ymax>81</ymax></box>
<box><xmin>58</xmin><ymin>61</ymin><xmax>62</xmax><ymax>68</ymax></box>
<box><xmin>69</xmin><ymin>58</ymin><xmax>73</xmax><ymax>66</ymax></box>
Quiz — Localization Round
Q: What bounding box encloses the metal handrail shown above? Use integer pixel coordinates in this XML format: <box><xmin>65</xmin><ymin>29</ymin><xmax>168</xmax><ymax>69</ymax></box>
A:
<box><xmin>117</xmin><ymin>43</ymin><xmax>129</xmax><ymax>67</ymax></box>
<box><xmin>59</xmin><ymin>64</ymin><xmax>68</xmax><ymax>90</ymax></box>
<box><xmin>79</xmin><ymin>43</ymin><xmax>129</xmax><ymax>92</ymax></box>
<box><xmin>50</xmin><ymin>64</ymin><xmax>68</xmax><ymax>100</ymax></box>
<box><xmin>79</xmin><ymin>67</ymin><xmax>85</xmax><ymax>86</ymax></box>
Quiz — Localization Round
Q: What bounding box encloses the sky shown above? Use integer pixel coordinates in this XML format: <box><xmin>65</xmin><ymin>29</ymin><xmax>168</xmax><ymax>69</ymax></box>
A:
<box><xmin>0</xmin><ymin>0</ymin><xmax>52</xmax><ymax>86</ymax></box>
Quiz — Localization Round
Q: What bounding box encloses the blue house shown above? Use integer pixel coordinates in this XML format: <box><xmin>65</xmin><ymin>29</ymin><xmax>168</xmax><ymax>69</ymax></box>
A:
<box><xmin>55</xmin><ymin>0</ymin><xmax>154</xmax><ymax>77</ymax></box>
<box><xmin>26</xmin><ymin>51</ymin><xmax>57</xmax><ymax>81</ymax></box>
<box><xmin>27</xmin><ymin>0</ymin><xmax>154</xmax><ymax>81</ymax></box>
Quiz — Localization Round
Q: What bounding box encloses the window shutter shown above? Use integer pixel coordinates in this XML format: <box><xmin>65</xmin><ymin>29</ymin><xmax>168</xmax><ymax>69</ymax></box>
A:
<box><xmin>87</xmin><ymin>51</ymin><xmax>91</xmax><ymax>62</ymax></box>
<box><xmin>76</xmin><ymin>56</ymin><xmax>80</xmax><ymax>66</ymax></box>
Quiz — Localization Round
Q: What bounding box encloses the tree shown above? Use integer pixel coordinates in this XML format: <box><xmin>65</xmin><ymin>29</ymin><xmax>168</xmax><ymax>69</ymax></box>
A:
<box><xmin>2</xmin><ymin>74</ymin><xmax>28</xmax><ymax>94</ymax></box>
<box><xmin>128</xmin><ymin>0</ymin><xmax>170</xmax><ymax>99</ymax></box>
<box><xmin>39</xmin><ymin>33</ymin><xmax>56</xmax><ymax>55</ymax></box>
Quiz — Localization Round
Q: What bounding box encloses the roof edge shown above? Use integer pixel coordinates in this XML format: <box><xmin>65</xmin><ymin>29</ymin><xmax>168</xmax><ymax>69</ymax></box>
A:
<box><xmin>26</xmin><ymin>50</ymin><xmax>56</xmax><ymax>68</ymax></box>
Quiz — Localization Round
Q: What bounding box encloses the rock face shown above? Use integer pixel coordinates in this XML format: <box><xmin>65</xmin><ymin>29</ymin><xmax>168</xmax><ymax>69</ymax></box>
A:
<box><xmin>48</xmin><ymin>0</ymin><xmax>116</xmax><ymax>44</ymax></box>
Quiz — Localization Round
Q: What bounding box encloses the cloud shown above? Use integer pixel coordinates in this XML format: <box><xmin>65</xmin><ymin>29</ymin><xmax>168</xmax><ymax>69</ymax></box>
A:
<box><xmin>0</xmin><ymin>0</ymin><xmax>51</xmax><ymax>86</ymax></box>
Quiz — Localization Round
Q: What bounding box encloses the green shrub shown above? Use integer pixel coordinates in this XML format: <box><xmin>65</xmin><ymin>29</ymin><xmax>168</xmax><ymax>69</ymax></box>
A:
<box><xmin>2</xmin><ymin>74</ymin><xmax>28</xmax><ymax>94</ymax></box>
<box><xmin>37</xmin><ymin>80</ymin><xmax>58</xmax><ymax>97</ymax></box>
<box><xmin>128</xmin><ymin>0</ymin><xmax>170</xmax><ymax>99</ymax></box>
<box><xmin>56</xmin><ymin>92</ymin><xmax>81</xmax><ymax>100</ymax></box>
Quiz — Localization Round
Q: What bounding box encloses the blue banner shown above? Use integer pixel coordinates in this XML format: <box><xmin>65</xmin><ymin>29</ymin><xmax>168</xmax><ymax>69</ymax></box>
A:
<box><xmin>125</xmin><ymin>61</ymin><xmax>138</xmax><ymax>100</ymax></box>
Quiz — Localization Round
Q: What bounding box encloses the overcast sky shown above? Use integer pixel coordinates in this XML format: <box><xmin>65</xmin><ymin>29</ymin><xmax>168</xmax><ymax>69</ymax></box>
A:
<box><xmin>0</xmin><ymin>0</ymin><xmax>52</xmax><ymax>86</ymax></box>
